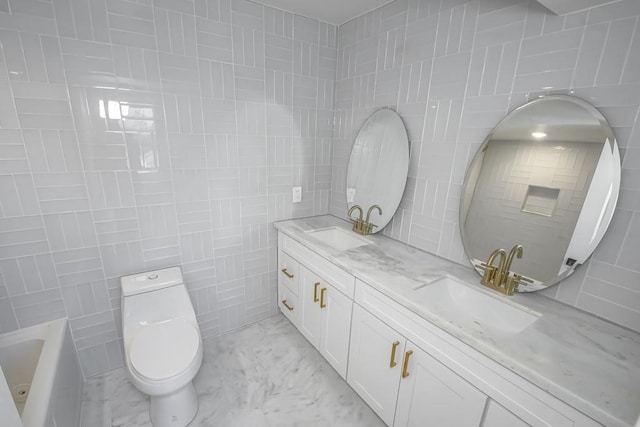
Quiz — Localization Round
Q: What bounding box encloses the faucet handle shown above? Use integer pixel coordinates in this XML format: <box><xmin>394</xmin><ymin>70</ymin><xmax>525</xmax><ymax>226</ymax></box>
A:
<box><xmin>507</xmin><ymin>273</ymin><xmax>533</xmax><ymax>293</ymax></box>
<box><xmin>351</xmin><ymin>218</ymin><xmax>363</xmax><ymax>233</ymax></box>
<box><xmin>365</xmin><ymin>222</ymin><xmax>377</xmax><ymax>235</ymax></box>
<box><xmin>354</xmin><ymin>220</ymin><xmax>376</xmax><ymax>235</ymax></box>
<box><xmin>476</xmin><ymin>263</ymin><xmax>496</xmax><ymax>286</ymax></box>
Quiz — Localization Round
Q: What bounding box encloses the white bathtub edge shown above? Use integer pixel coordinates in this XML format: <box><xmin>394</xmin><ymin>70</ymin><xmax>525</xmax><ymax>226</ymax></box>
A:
<box><xmin>0</xmin><ymin>365</ymin><xmax>22</xmax><ymax>427</ymax></box>
<box><xmin>20</xmin><ymin>318</ymin><xmax>67</xmax><ymax>427</ymax></box>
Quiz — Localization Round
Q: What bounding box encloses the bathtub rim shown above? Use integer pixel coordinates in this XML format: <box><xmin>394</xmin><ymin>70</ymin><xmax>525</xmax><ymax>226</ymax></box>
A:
<box><xmin>0</xmin><ymin>318</ymin><xmax>69</xmax><ymax>427</ymax></box>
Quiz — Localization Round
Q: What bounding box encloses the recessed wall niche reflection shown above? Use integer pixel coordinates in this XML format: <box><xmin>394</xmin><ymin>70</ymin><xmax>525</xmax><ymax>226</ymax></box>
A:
<box><xmin>460</xmin><ymin>95</ymin><xmax>620</xmax><ymax>291</ymax></box>
<box><xmin>464</xmin><ymin>138</ymin><xmax>603</xmax><ymax>283</ymax></box>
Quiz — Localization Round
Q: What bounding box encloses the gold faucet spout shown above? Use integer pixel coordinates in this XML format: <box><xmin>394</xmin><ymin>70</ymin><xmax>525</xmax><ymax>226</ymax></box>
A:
<box><xmin>487</xmin><ymin>248</ymin><xmax>507</xmax><ymax>272</ymax></box>
<box><xmin>348</xmin><ymin>204</ymin><xmax>363</xmax><ymax>221</ymax></box>
<box><xmin>505</xmin><ymin>244</ymin><xmax>523</xmax><ymax>273</ymax></box>
<box><xmin>480</xmin><ymin>248</ymin><xmax>506</xmax><ymax>288</ymax></box>
<box><xmin>365</xmin><ymin>205</ymin><xmax>382</xmax><ymax>223</ymax></box>
<box><xmin>348</xmin><ymin>205</ymin><xmax>365</xmax><ymax>233</ymax></box>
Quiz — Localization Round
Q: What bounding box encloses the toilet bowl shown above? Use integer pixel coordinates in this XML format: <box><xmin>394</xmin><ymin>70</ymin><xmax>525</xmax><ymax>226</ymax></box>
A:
<box><xmin>121</xmin><ymin>267</ymin><xmax>203</xmax><ymax>427</ymax></box>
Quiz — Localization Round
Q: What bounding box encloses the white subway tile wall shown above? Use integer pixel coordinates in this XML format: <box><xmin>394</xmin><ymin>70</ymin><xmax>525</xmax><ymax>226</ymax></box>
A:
<box><xmin>1</xmin><ymin>0</ymin><xmax>639</xmax><ymax>378</ymax></box>
<box><xmin>331</xmin><ymin>0</ymin><xmax>640</xmax><ymax>332</ymax></box>
<box><xmin>0</xmin><ymin>0</ymin><xmax>335</xmax><ymax>377</ymax></box>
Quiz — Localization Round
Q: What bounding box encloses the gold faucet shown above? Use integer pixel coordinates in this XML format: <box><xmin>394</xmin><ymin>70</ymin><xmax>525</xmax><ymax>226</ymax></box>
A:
<box><xmin>348</xmin><ymin>204</ymin><xmax>382</xmax><ymax>235</ymax></box>
<box><xmin>479</xmin><ymin>248</ymin><xmax>506</xmax><ymax>287</ymax></box>
<box><xmin>348</xmin><ymin>205</ymin><xmax>365</xmax><ymax>233</ymax></box>
<box><xmin>477</xmin><ymin>245</ymin><xmax>532</xmax><ymax>295</ymax></box>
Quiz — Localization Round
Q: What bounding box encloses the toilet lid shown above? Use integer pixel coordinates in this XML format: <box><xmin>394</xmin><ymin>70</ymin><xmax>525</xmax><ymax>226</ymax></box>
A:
<box><xmin>130</xmin><ymin>319</ymin><xmax>200</xmax><ymax>381</ymax></box>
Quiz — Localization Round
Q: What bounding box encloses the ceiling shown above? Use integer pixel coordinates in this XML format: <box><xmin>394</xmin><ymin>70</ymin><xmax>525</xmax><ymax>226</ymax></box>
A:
<box><xmin>251</xmin><ymin>0</ymin><xmax>395</xmax><ymax>25</ymax></box>
<box><xmin>251</xmin><ymin>0</ymin><xmax>622</xmax><ymax>25</ymax></box>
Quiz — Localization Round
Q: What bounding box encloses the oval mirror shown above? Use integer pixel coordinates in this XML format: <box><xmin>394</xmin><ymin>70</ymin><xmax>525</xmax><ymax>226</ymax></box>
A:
<box><xmin>347</xmin><ymin>109</ymin><xmax>409</xmax><ymax>233</ymax></box>
<box><xmin>460</xmin><ymin>95</ymin><xmax>620</xmax><ymax>291</ymax></box>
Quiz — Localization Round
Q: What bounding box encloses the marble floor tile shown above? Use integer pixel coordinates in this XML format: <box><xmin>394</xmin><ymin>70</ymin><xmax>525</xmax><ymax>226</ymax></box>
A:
<box><xmin>80</xmin><ymin>315</ymin><xmax>385</xmax><ymax>427</ymax></box>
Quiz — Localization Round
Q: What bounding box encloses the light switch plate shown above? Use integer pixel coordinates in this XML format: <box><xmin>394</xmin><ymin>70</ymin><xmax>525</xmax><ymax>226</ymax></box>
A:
<box><xmin>292</xmin><ymin>186</ymin><xmax>302</xmax><ymax>203</ymax></box>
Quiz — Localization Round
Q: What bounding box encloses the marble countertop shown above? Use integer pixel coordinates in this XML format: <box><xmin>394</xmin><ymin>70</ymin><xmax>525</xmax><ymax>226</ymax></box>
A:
<box><xmin>274</xmin><ymin>215</ymin><xmax>640</xmax><ymax>427</ymax></box>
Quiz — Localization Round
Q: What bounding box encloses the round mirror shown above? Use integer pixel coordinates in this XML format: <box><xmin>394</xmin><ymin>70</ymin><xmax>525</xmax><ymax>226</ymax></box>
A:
<box><xmin>347</xmin><ymin>109</ymin><xmax>409</xmax><ymax>233</ymax></box>
<box><xmin>460</xmin><ymin>95</ymin><xmax>620</xmax><ymax>291</ymax></box>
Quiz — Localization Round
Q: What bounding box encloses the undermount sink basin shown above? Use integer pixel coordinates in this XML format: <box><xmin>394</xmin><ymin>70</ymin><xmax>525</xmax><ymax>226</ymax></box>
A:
<box><xmin>414</xmin><ymin>276</ymin><xmax>541</xmax><ymax>334</ymax></box>
<box><xmin>306</xmin><ymin>227</ymin><xmax>369</xmax><ymax>251</ymax></box>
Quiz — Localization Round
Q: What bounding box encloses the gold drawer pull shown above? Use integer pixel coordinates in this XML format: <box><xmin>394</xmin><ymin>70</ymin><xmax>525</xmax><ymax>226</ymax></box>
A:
<box><xmin>320</xmin><ymin>287</ymin><xmax>327</xmax><ymax>308</ymax></box>
<box><xmin>313</xmin><ymin>282</ymin><xmax>320</xmax><ymax>302</ymax></box>
<box><xmin>281</xmin><ymin>300</ymin><xmax>294</xmax><ymax>311</ymax></box>
<box><xmin>401</xmin><ymin>350</ymin><xmax>413</xmax><ymax>378</ymax></box>
<box><xmin>389</xmin><ymin>341</ymin><xmax>400</xmax><ymax>368</ymax></box>
<box><xmin>281</xmin><ymin>268</ymin><xmax>294</xmax><ymax>279</ymax></box>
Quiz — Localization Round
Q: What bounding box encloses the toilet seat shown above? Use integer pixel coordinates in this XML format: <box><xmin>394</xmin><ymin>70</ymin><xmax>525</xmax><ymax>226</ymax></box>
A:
<box><xmin>130</xmin><ymin>319</ymin><xmax>200</xmax><ymax>381</ymax></box>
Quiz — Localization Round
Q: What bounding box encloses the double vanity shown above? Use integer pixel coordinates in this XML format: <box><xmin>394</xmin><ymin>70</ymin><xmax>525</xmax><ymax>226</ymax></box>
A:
<box><xmin>274</xmin><ymin>95</ymin><xmax>637</xmax><ymax>426</ymax></box>
<box><xmin>275</xmin><ymin>215</ymin><xmax>640</xmax><ymax>427</ymax></box>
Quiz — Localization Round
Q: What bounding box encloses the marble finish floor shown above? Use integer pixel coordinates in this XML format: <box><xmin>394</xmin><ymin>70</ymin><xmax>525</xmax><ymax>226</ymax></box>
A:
<box><xmin>80</xmin><ymin>315</ymin><xmax>385</xmax><ymax>426</ymax></box>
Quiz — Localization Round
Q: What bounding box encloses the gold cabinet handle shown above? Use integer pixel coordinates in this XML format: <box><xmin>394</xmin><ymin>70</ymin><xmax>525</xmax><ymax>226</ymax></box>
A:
<box><xmin>281</xmin><ymin>300</ymin><xmax>294</xmax><ymax>311</ymax></box>
<box><xmin>389</xmin><ymin>341</ymin><xmax>400</xmax><ymax>368</ymax></box>
<box><xmin>401</xmin><ymin>350</ymin><xmax>413</xmax><ymax>378</ymax></box>
<box><xmin>320</xmin><ymin>287</ymin><xmax>327</xmax><ymax>308</ymax></box>
<box><xmin>313</xmin><ymin>282</ymin><xmax>320</xmax><ymax>302</ymax></box>
<box><xmin>281</xmin><ymin>268</ymin><xmax>294</xmax><ymax>279</ymax></box>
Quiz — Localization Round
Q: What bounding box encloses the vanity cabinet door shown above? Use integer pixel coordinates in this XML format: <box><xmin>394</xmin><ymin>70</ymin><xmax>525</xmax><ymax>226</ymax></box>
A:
<box><xmin>299</xmin><ymin>265</ymin><xmax>353</xmax><ymax>379</ymax></box>
<box><xmin>394</xmin><ymin>342</ymin><xmax>487</xmax><ymax>427</ymax></box>
<box><xmin>348</xmin><ymin>304</ymin><xmax>405</xmax><ymax>426</ymax></box>
<box><xmin>319</xmin><ymin>283</ymin><xmax>352</xmax><ymax>379</ymax></box>
<box><xmin>299</xmin><ymin>266</ymin><xmax>322</xmax><ymax>348</ymax></box>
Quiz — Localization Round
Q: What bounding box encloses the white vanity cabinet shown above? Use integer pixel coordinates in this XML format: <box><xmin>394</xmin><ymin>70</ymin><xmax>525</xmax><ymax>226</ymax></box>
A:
<box><xmin>276</xmin><ymin>226</ymin><xmax>612</xmax><ymax>427</ymax></box>
<box><xmin>277</xmin><ymin>233</ymin><xmax>355</xmax><ymax>380</ymax></box>
<box><xmin>348</xmin><ymin>304</ymin><xmax>486</xmax><ymax>426</ymax></box>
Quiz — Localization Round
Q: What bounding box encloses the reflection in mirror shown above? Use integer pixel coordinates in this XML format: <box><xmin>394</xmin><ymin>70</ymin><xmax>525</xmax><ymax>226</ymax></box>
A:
<box><xmin>347</xmin><ymin>109</ymin><xmax>409</xmax><ymax>233</ymax></box>
<box><xmin>460</xmin><ymin>95</ymin><xmax>620</xmax><ymax>291</ymax></box>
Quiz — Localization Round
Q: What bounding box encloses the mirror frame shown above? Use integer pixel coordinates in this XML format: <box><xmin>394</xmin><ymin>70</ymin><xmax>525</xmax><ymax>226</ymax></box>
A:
<box><xmin>346</xmin><ymin>108</ymin><xmax>410</xmax><ymax>233</ymax></box>
<box><xmin>459</xmin><ymin>95</ymin><xmax>621</xmax><ymax>291</ymax></box>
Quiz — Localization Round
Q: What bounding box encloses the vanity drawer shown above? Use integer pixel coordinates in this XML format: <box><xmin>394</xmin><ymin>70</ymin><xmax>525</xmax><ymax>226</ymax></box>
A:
<box><xmin>280</xmin><ymin>234</ymin><xmax>355</xmax><ymax>298</ymax></box>
<box><xmin>278</xmin><ymin>250</ymin><xmax>299</xmax><ymax>295</ymax></box>
<box><xmin>278</xmin><ymin>282</ymin><xmax>299</xmax><ymax>326</ymax></box>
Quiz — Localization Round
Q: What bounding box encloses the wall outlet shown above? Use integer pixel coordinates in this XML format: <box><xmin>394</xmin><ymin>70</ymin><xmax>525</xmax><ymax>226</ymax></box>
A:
<box><xmin>346</xmin><ymin>187</ymin><xmax>356</xmax><ymax>203</ymax></box>
<box><xmin>292</xmin><ymin>186</ymin><xmax>302</xmax><ymax>203</ymax></box>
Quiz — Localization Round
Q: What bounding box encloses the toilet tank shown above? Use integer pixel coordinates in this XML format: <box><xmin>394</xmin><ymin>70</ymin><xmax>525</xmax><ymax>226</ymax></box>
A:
<box><xmin>121</xmin><ymin>266</ymin><xmax>183</xmax><ymax>296</ymax></box>
<box><xmin>121</xmin><ymin>267</ymin><xmax>199</xmax><ymax>342</ymax></box>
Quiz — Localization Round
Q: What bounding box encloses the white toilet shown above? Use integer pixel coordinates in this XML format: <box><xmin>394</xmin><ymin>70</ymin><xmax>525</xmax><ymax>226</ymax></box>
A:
<box><xmin>121</xmin><ymin>266</ymin><xmax>203</xmax><ymax>427</ymax></box>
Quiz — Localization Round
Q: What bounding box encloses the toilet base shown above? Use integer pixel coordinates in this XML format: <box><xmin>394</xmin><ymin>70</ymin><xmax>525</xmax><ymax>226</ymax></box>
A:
<box><xmin>149</xmin><ymin>382</ymin><xmax>198</xmax><ymax>427</ymax></box>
